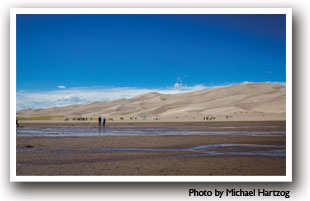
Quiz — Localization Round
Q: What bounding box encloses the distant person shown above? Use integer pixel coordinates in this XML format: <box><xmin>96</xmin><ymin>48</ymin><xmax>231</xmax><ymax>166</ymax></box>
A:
<box><xmin>16</xmin><ymin>117</ymin><xmax>19</xmax><ymax>127</ymax></box>
<box><xmin>98</xmin><ymin>116</ymin><xmax>102</xmax><ymax>127</ymax></box>
<box><xmin>102</xmin><ymin>117</ymin><xmax>106</xmax><ymax>127</ymax></box>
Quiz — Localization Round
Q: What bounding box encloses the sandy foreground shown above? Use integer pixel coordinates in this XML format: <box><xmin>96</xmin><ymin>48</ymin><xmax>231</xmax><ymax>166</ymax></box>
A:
<box><xmin>16</xmin><ymin>121</ymin><xmax>286</xmax><ymax>176</ymax></box>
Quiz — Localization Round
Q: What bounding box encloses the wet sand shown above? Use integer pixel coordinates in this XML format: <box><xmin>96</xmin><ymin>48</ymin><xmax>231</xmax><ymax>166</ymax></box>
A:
<box><xmin>16</xmin><ymin>121</ymin><xmax>286</xmax><ymax>176</ymax></box>
<box><xmin>19</xmin><ymin>120</ymin><xmax>285</xmax><ymax>127</ymax></box>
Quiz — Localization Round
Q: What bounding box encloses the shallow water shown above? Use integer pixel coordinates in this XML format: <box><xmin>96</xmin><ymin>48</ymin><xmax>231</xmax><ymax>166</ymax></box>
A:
<box><xmin>17</xmin><ymin>125</ymin><xmax>286</xmax><ymax>157</ymax></box>
<box><xmin>17</xmin><ymin>143</ymin><xmax>286</xmax><ymax>157</ymax></box>
<box><xmin>16</xmin><ymin>125</ymin><xmax>285</xmax><ymax>137</ymax></box>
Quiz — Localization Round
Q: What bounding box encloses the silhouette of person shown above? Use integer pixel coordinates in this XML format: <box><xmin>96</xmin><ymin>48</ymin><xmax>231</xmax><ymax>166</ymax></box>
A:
<box><xmin>98</xmin><ymin>116</ymin><xmax>102</xmax><ymax>127</ymax></box>
<box><xmin>102</xmin><ymin>117</ymin><xmax>106</xmax><ymax>127</ymax></box>
<box><xmin>16</xmin><ymin>117</ymin><xmax>19</xmax><ymax>127</ymax></box>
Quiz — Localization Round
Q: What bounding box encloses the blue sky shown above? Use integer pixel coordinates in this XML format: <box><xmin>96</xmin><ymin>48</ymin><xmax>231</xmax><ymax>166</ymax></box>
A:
<box><xmin>16</xmin><ymin>14</ymin><xmax>286</xmax><ymax>110</ymax></box>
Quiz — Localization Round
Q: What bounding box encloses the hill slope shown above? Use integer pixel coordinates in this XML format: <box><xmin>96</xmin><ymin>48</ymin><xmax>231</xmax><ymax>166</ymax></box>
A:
<box><xmin>17</xmin><ymin>83</ymin><xmax>286</xmax><ymax>121</ymax></box>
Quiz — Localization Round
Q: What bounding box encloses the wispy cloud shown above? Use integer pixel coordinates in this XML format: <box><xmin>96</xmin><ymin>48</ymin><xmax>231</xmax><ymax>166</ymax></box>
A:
<box><xmin>57</xmin><ymin>85</ymin><xmax>66</xmax><ymax>89</ymax></box>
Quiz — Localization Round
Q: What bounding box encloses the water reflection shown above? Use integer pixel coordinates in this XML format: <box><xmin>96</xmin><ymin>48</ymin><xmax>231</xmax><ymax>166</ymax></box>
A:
<box><xmin>16</xmin><ymin>125</ymin><xmax>285</xmax><ymax>137</ymax></box>
<box><xmin>17</xmin><ymin>143</ymin><xmax>286</xmax><ymax>157</ymax></box>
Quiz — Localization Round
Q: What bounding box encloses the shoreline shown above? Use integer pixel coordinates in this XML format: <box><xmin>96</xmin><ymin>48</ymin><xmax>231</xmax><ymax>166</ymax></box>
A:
<box><xmin>18</xmin><ymin>120</ymin><xmax>286</xmax><ymax>127</ymax></box>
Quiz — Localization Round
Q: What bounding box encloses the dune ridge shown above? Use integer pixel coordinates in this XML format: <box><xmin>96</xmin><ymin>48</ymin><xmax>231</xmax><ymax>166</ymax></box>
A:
<box><xmin>17</xmin><ymin>82</ymin><xmax>286</xmax><ymax>121</ymax></box>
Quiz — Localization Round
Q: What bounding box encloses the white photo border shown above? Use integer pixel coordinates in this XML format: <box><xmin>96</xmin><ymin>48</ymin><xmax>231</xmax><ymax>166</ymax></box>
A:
<box><xmin>10</xmin><ymin>8</ymin><xmax>292</xmax><ymax>182</ymax></box>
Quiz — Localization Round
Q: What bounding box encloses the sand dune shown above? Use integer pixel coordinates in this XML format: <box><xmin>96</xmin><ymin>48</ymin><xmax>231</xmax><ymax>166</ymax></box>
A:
<box><xmin>17</xmin><ymin>82</ymin><xmax>286</xmax><ymax>121</ymax></box>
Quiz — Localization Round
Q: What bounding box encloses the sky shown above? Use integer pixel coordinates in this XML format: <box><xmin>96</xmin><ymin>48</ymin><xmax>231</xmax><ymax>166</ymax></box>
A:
<box><xmin>16</xmin><ymin>14</ymin><xmax>286</xmax><ymax>110</ymax></box>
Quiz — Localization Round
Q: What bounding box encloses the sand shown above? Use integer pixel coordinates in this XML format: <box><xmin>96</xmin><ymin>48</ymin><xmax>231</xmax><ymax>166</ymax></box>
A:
<box><xmin>16</xmin><ymin>121</ymin><xmax>286</xmax><ymax>176</ymax></box>
<box><xmin>16</xmin><ymin>83</ymin><xmax>286</xmax><ymax>122</ymax></box>
<box><xmin>15</xmin><ymin>83</ymin><xmax>287</xmax><ymax>176</ymax></box>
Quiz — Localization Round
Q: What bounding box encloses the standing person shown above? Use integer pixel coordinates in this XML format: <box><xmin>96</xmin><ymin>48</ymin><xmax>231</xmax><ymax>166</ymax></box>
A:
<box><xmin>102</xmin><ymin>117</ymin><xmax>106</xmax><ymax>127</ymax></box>
<box><xmin>98</xmin><ymin>116</ymin><xmax>102</xmax><ymax>127</ymax></box>
<box><xmin>16</xmin><ymin>117</ymin><xmax>19</xmax><ymax>127</ymax></box>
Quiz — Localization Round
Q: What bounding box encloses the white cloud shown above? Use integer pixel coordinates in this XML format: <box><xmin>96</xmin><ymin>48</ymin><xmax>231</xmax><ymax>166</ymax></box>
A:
<box><xmin>57</xmin><ymin>85</ymin><xmax>66</xmax><ymax>89</ymax></box>
<box><xmin>173</xmin><ymin>83</ymin><xmax>182</xmax><ymax>88</ymax></box>
<box><xmin>241</xmin><ymin>81</ymin><xmax>253</xmax><ymax>84</ymax></box>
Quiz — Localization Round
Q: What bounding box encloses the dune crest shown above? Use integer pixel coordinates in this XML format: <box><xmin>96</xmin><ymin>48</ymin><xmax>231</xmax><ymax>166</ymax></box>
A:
<box><xmin>17</xmin><ymin>83</ymin><xmax>286</xmax><ymax>121</ymax></box>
